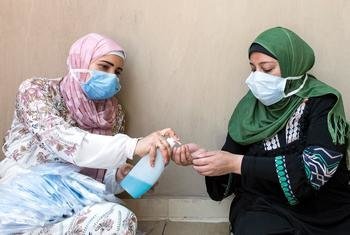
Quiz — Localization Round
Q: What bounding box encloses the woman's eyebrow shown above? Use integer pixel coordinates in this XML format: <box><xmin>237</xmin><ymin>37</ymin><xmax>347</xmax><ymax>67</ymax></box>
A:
<box><xmin>259</xmin><ymin>61</ymin><xmax>276</xmax><ymax>65</ymax></box>
<box><xmin>249</xmin><ymin>61</ymin><xmax>275</xmax><ymax>65</ymax></box>
<box><xmin>99</xmin><ymin>60</ymin><xmax>114</xmax><ymax>67</ymax></box>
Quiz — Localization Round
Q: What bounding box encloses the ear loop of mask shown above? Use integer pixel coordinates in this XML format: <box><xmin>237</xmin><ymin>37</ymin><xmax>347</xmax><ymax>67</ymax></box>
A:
<box><xmin>69</xmin><ymin>67</ymin><xmax>92</xmax><ymax>84</ymax></box>
<box><xmin>284</xmin><ymin>74</ymin><xmax>308</xmax><ymax>98</ymax></box>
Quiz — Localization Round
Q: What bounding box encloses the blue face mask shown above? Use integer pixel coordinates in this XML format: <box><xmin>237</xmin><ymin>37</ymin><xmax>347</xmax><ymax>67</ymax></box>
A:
<box><xmin>70</xmin><ymin>69</ymin><xmax>121</xmax><ymax>100</ymax></box>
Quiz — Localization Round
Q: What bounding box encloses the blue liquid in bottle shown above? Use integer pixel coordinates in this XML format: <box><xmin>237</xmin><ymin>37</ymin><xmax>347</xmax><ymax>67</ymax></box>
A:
<box><xmin>121</xmin><ymin>137</ymin><xmax>179</xmax><ymax>198</ymax></box>
<box><xmin>120</xmin><ymin>175</ymin><xmax>153</xmax><ymax>199</ymax></box>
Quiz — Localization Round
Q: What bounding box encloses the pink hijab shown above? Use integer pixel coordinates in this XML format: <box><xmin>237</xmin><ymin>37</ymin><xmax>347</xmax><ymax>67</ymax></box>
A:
<box><xmin>60</xmin><ymin>33</ymin><xmax>125</xmax><ymax>135</ymax></box>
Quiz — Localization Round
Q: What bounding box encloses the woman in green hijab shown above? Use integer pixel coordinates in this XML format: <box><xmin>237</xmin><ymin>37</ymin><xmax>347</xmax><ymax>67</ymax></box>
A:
<box><xmin>177</xmin><ymin>27</ymin><xmax>350</xmax><ymax>234</ymax></box>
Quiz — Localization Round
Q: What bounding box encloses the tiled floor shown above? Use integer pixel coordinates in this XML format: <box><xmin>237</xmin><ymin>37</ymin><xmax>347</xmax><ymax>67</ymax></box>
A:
<box><xmin>137</xmin><ymin>220</ymin><xmax>230</xmax><ymax>235</ymax></box>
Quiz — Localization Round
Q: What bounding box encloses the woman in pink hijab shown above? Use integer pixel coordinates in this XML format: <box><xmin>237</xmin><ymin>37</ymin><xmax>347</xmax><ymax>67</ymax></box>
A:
<box><xmin>0</xmin><ymin>33</ymin><xmax>178</xmax><ymax>234</ymax></box>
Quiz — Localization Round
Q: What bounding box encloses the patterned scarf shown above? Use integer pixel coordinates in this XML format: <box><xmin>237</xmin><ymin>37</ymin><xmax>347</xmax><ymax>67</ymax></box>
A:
<box><xmin>60</xmin><ymin>33</ymin><xmax>125</xmax><ymax>135</ymax></box>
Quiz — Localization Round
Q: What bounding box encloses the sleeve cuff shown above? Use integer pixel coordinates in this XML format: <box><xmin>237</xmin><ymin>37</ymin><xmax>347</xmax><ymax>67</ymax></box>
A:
<box><xmin>242</xmin><ymin>155</ymin><xmax>278</xmax><ymax>182</ymax></box>
<box><xmin>74</xmin><ymin>133</ymin><xmax>139</xmax><ymax>169</ymax></box>
<box><xmin>126</xmin><ymin>137</ymin><xmax>139</xmax><ymax>160</ymax></box>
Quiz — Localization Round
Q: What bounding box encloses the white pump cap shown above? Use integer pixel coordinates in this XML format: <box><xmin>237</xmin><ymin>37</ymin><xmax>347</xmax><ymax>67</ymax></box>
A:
<box><xmin>166</xmin><ymin>137</ymin><xmax>181</xmax><ymax>148</ymax></box>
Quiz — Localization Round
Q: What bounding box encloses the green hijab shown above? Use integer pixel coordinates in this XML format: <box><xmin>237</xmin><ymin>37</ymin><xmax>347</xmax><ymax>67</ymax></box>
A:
<box><xmin>228</xmin><ymin>27</ymin><xmax>349</xmax><ymax>152</ymax></box>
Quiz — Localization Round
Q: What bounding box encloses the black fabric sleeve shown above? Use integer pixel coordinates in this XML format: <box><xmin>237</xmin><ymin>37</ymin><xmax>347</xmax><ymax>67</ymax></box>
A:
<box><xmin>285</xmin><ymin>95</ymin><xmax>347</xmax><ymax>201</ymax></box>
<box><xmin>241</xmin><ymin>155</ymin><xmax>276</xmax><ymax>182</ymax></box>
<box><xmin>205</xmin><ymin>133</ymin><xmax>247</xmax><ymax>201</ymax></box>
<box><xmin>240</xmin><ymin>95</ymin><xmax>347</xmax><ymax>204</ymax></box>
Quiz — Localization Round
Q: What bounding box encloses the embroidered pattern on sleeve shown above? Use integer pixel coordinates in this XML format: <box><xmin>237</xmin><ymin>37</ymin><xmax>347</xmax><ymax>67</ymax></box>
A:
<box><xmin>263</xmin><ymin>134</ymin><xmax>281</xmax><ymax>151</ymax></box>
<box><xmin>286</xmin><ymin>102</ymin><xmax>306</xmax><ymax>144</ymax></box>
<box><xmin>275</xmin><ymin>155</ymin><xmax>299</xmax><ymax>205</ymax></box>
<box><xmin>303</xmin><ymin>146</ymin><xmax>343</xmax><ymax>190</ymax></box>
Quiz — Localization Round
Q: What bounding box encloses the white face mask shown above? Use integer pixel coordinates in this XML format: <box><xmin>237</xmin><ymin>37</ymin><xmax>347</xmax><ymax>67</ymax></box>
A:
<box><xmin>245</xmin><ymin>71</ymin><xmax>308</xmax><ymax>106</ymax></box>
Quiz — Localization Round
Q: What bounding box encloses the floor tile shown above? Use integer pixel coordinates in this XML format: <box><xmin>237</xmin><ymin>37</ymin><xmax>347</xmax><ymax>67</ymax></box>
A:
<box><xmin>137</xmin><ymin>220</ymin><xmax>166</xmax><ymax>235</ymax></box>
<box><xmin>164</xmin><ymin>221</ymin><xmax>230</xmax><ymax>235</ymax></box>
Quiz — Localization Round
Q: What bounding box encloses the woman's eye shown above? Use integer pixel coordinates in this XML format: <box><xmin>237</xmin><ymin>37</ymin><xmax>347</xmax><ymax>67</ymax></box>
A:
<box><xmin>263</xmin><ymin>69</ymin><xmax>272</xmax><ymax>73</ymax></box>
<box><xmin>98</xmin><ymin>64</ymin><xmax>109</xmax><ymax>70</ymax></box>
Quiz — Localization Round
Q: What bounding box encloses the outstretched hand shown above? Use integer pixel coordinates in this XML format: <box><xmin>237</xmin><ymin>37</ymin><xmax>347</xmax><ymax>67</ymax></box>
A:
<box><xmin>192</xmin><ymin>150</ymin><xmax>243</xmax><ymax>176</ymax></box>
<box><xmin>172</xmin><ymin>143</ymin><xmax>202</xmax><ymax>166</ymax></box>
<box><xmin>134</xmin><ymin>128</ymin><xmax>179</xmax><ymax>167</ymax></box>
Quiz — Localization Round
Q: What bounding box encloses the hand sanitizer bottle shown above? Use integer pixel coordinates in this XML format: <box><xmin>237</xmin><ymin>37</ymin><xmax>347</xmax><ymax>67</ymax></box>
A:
<box><xmin>120</xmin><ymin>137</ymin><xmax>180</xmax><ymax>198</ymax></box>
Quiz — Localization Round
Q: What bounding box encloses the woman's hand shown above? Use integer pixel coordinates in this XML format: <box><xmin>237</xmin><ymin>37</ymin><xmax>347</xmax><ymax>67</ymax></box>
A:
<box><xmin>115</xmin><ymin>163</ymin><xmax>134</xmax><ymax>182</ymax></box>
<box><xmin>192</xmin><ymin>150</ymin><xmax>243</xmax><ymax>176</ymax></box>
<box><xmin>134</xmin><ymin>128</ymin><xmax>178</xmax><ymax>166</ymax></box>
<box><xmin>172</xmin><ymin>143</ymin><xmax>201</xmax><ymax>166</ymax></box>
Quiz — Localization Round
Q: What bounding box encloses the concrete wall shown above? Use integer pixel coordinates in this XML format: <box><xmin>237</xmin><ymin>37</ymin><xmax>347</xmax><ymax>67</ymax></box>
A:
<box><xmin>1</xmin><ymin>0</ymin><xmax>349</xmax><ymax>196</ymax></box>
